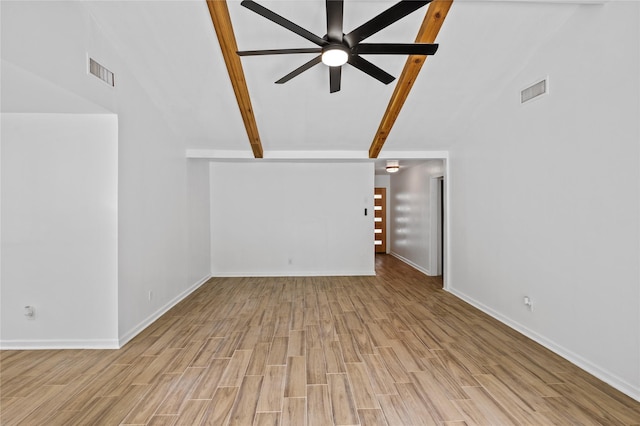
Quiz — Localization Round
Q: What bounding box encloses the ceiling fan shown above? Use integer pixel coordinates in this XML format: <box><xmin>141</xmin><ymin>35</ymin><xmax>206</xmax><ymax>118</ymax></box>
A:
<box><xmin>236</xmin><ymin>0</ymin><xmax>439</xmax><ymax>93</ymax></box>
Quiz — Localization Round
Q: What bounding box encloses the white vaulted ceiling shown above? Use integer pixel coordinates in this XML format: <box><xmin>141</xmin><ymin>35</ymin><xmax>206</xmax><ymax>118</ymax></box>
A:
<box><xmin>3</xmin><ymin>0</ymin><xmax>588</xmax><ymax>158</ymax></box>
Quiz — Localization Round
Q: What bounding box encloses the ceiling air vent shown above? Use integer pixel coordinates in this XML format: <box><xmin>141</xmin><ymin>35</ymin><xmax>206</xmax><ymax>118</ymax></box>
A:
<box><xmin>89</xmin><ymin>58</ymin><xmax>114</xmax><ymax>87</ymax></box>
<box><xmin>521</xmin><ymin>78</ymin><xmax>547</xmax><ymax>104</ymax></box>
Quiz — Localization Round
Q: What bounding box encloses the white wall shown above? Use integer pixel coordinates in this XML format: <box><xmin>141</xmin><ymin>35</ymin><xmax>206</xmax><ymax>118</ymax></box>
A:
<box><xmin>0</xmin><ymin>1</ymin><xmax>118</xmax><ymax>115</ymax></box>
<box><xmin>447</xmin><ymin>2</ymin><xmax>640</xmax><ymax>399</ymax></box>
<box><xmin>1</xmin><ymin>114</ymin><xmax>119</xmax><ymax>348</ymax></box>
<box><xmin>389</xmin><ymin>161</ymin><xmax>445</xmax><ymax>275</ymax></box>
<box><xmin>1</xmin><ymin>1</ymin><xmax>212</xmax><ymax>347</ymax></box>
<box><xmin>210</xmin><ymin>161</ymin><xmax>374</xmax><ymax>276</ymax></box>
<box><xmin>115</xmin><ymin>78</ymin><xmax>200</xmax><ymax>343</ymax></box>
<box><xmin>188</xmin><ymin>160</ymin><xmax>212</xmax><ymax>287</ymax></box>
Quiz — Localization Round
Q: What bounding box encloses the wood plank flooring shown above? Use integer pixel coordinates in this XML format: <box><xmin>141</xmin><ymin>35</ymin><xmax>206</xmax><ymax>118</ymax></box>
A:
<box><xmin>2</xmin><ymin>255</ymin><xmax>639</xmax><ymax>425</ymax></box>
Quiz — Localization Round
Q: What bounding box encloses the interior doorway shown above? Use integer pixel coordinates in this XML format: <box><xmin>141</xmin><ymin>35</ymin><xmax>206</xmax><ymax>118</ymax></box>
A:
<box><xmin>374</xmin><ymin>187</ymin><xmax>387</xmax><ymax>253</ymax></box>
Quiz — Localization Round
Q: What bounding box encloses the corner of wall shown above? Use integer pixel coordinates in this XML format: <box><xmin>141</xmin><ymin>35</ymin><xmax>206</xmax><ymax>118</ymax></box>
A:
<box><xmin>447</xmin><ymin>286</ymin><xmax>640</xmax><ymax>402</ymax></box>
<box><xmin>118</xmin><ymin>273</ymin><xmax>211</xmax><ymax>348</ymax></box>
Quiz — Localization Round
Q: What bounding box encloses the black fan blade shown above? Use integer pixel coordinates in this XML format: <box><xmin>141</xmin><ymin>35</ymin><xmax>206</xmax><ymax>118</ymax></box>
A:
<box><xmin>326</xmin><ymin>0</ymin><xmax>344</xmax><ymax>42</ymax></box>
<box><xmin>238</xmin><ymin>48</ymin><xmax>322</xmax><ymax>56</ymax></box>
<box><xmin>275</xmin><ymin>56</ymin><xmax>323</xmax><ymax>84</ymax></box>
<box><xmin>348</xmin><ymin>55</ymin><xmax>395</xmax><ymax>85</ymax></box>
<box><xmin>329</xmin><ymin>66</ymin><xmax>341</xmax><ymax>93</ymax></box>
<box><xmin>344</xmin><ymin>0</ymin><xmax>431</xmax><ymax>46</ymax></box>
<box><xmin>241</xmin><ymin>0</ymin><xmax>327</xmax><ymax>46</ymax></box>
<box><xmin>354</xmin><ymin>43</ymin><xmax>438</xmax><ymax>55</ymax></box>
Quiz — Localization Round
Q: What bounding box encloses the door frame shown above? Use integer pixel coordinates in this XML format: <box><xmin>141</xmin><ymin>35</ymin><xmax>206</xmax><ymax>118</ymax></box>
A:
<box><xmin>430</xmin><ymin>167</ymin><xmax>449</xmax><ymax>289</ymax></box>
<box><xmin>429</xmin><ymin>176</ymin><xmax>444</xmax><ymax>276</ymax></box>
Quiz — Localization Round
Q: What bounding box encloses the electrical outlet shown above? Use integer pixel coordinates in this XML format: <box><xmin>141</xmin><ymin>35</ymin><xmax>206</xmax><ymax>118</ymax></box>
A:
<box><xmin>148</xmin><ymin>291</ymin><xmax>153</xmax><ymax>301</ymax></box>
<box><xmin>523</xmin><ymin>296</ymin><xmax>533</xmax><ymax>312</ymax></box>
<box><xmin>24</xmin><ymin>305</ymin><xmax>35</xmax><ymax>320</ymax></box>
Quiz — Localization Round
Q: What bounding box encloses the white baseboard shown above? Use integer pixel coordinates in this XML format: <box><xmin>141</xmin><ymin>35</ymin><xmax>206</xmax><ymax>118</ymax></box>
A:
<box><xmin>211</xmin><ymin>270</ymin><xmax>376</xmax><ymax>277</ymax></box>
<box><xmin>448</xmin><ymin>287</ymin><xmax>640</xmax><ymax>402</ymax></box>
<box><xmin>0</xmin><ymin>275</ymin><xmax>213</xmax><ymax>351</ymax></box>
<box><xmin>0</xmin><ymin>339</ymin><xmax>120</xmax><ymax>350</ymax></box>
<box><xmin>390</xmin><ymin>252</ymin><xmax>432</xmax><ymax>276</ymax></box>
<box><xmin>118</xmin><ymin>274</ymin><xmax>212</xmax><ymax>347</ymax></box>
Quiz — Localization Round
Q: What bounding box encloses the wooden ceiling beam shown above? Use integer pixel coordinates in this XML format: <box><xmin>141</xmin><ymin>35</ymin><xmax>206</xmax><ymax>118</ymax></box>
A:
<box><xmin>206</xmin><ymin>0</ymin><xmax>263</xmax><ymax>158</ymax></box>
<box><xmin>368</xmin><ymin>0</ymin><xmax>453</xmax><ymax>159</ymax></box>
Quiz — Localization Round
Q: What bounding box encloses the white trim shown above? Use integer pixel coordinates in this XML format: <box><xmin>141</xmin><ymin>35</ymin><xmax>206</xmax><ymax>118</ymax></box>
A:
<box><xmin>186</xmin><ymin>149</ymin><xmax>254</xmax><ymax>159</ymax></box>
<box><xmin>186</xmin><ymin>149</ymin><xmax>371</xmax><ymax>160</ymax></box>
<box><xmin>118</xmin><ymin>273</ymin><xmax>212</xmax><ymax>347</ymax></box>
<box><xmin>390</xmin><ymin>252</ymin><xmax>432</xmax><ymax>277</ymax></box>
<box><xmin>429</xmin><ymin>175</ymin><xmax>445</xmax><ymax>276</ymax></box>
<box><xmin>211</xmin><ymin>270</ymin><xmax>375</xmax><ymax>278</ymax></box>
<box><xmin>0</xmin><ymin>339</ymin><xmax>120</xmax><ymax>350</ymax></box>
<box><xmin>189</xmin><ymin>151</ymin><xmax>450</xmax><ymax>162</ymax></box>
<box><xmin>448</xmin><ymin>287</ymin><xmax>640</xmax><ymax>402</ymax></box>
<box><xmin>443</xmin><ymin>158</ymin><xmax>451</xmax><ymax>291</ymax></box>
<box><xmin>263</xmin><ymin>151</ymin><xmax>368</xmax><ymax>159</ymax></box>
<box><xmin>378</xmin><ymin>151</ymin><xmax>449</xmax><ymax>160</ymax></box>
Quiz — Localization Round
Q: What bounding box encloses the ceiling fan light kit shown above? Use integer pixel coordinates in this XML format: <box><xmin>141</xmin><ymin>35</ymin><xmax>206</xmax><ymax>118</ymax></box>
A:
<box><xmin>236</xmin><ymin>0</ymin><xmax>439</xmax><ymax>93</ymax></box>
<box><xmin>321</xmin><ymin>45</ymin><xmax>350</xmax><ymax>67</ymax></box>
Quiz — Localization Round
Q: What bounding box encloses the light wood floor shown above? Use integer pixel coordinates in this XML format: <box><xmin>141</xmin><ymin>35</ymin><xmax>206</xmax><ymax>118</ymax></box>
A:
<box><xmin>2</xmin><ymin>255</ymin><xmax>639</xmax><ymax>425</ymax></box>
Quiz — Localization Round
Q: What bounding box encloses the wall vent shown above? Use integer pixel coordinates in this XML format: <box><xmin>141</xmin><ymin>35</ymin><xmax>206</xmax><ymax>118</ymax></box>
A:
<box><xmin>521</xmin><ymin>78</ymin><xmax>547</xmax><ymax>103</ymax></box>
<box><xmin>89</xmin><ymin>58</ymin><xmax>115</xmax><ymax>87</ymax></box>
